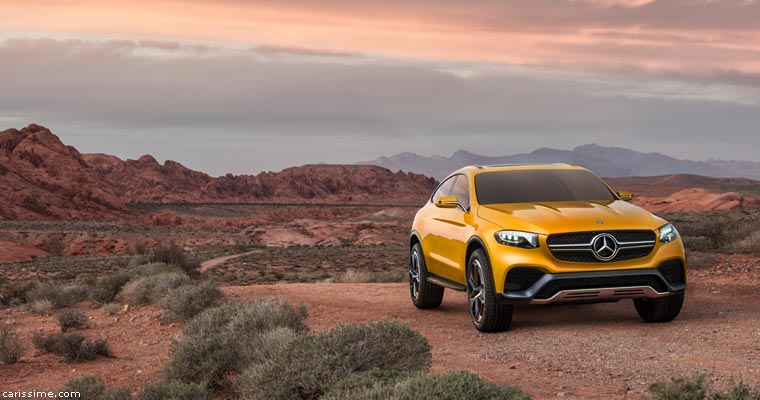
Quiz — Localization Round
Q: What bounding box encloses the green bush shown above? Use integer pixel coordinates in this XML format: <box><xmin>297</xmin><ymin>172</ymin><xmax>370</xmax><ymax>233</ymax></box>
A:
<box><xmin>164</xmin><ymin>299</ymin><xmax>307</xmax><ymax>390</ymax></box>
<box><xmin>59</xmin><ymin>375</ymin><xmax>131</xmax><ymax>400</ymax></box>
<box><xmin>326</xmin><ymin>370</ymin><xmax>530</xmax><ymax>400</ymax></box>
<box><xmin>650</xmin><ymin>374</ymin><xmax>760</xmax><ymax>400</ymax></box>
<box><xmin>26</xmin><ymin>282</ymin><xmax>89</xmax><ymax>309</ymax></box>
<box><xmin>149</xmin><ymin>243</ymin><xmax>200</xmax><ymax>277</ymax></box>
<box><xmin>90</xmin><ymin>271</ymin><xmax>132</xmax><ymax>303</ymax></box>
<box><xmin>59</xmin><ymin>375</ymin><xmax>106</xmax><ymax>399</ymax></box>
<box><xmin>31</xmin><ymin>332</ymin><xmax>110</xmax><ymax>362</ymax></box>
<box><xmin>0</xmin><ymin>325</ymin><xmax>25</xmax><ymax>364</ymax></box>
<box><xmin>158</xmin><ymin>283</ymin><xmax>224</xmax><ymax>322</ymax></box>
<box><xmin>58</xmin><ymin>309</ymin><xmax>89</xmax><ymax>332</ymax></box>
<box><xmin>120</xmin><ymin>272</ymin><xmax>192</xmax><ymax>306</ymax></box>
<box><xmin>0</xmin><ymin>280</ymin><xmax>37</xmax><ymax>306</ymax></box>
<box><xmin>130</xmin><ymin>262</ymin><xmax>182</xmax><ymax>279</ymax></box>
<box><xmin>139</xmin><ymin>380</ymin><xmax>209</xmax><ymax>400</ymax></box>
<box><xmin>237</xmin><ymin>320</ymin><xmax>432</xmax><ymax>400</ymax></box>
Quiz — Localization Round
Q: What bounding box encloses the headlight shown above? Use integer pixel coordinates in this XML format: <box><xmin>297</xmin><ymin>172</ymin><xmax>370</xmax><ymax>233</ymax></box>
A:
<box><xmin>658</xmin><ymin>223</ymin><xmax>679</xmax><ymax>243</ymax></box>
<box><xmin>494</xmin><ymin>230</ymin><xmax>539</xmax><ymax>249</ymax></box>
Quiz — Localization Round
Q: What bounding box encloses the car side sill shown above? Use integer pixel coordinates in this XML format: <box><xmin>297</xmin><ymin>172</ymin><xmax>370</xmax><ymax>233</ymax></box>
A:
<box><xmin>426</xmin><ymin>274</ymin><xmax>467</xmax><ymax>291</ymax></box>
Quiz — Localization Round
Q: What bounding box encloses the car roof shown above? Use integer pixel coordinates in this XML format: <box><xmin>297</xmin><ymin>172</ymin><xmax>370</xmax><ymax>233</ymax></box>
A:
<box><xmin>454</xmin><ymin>163</ymin><xmax>585</xmax><ymax>176</ymax></box>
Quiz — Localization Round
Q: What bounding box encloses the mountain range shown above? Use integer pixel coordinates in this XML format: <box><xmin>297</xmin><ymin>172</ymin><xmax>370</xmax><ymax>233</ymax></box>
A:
<box><xmin>360</xmin><ymin>145</ymin><xmax>760</xmax><ymax>180</ymax></box>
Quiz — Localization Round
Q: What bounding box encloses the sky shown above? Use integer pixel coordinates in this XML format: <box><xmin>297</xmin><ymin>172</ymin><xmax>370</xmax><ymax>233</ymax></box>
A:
<box><xmin>1</xmin><ymin>0</ymin><xmax>760</xmax><ymax>175</ymax></box>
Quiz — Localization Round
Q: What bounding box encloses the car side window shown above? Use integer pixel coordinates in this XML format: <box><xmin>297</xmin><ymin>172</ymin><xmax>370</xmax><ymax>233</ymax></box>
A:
<box><xmin>451</xmin><ymin>175</ymin><xmax>470</xmax><ymax>210</ymax></box>
<box><xmin>431</xmin><ymin>176</ymin><xmax>457</xmax><ymax>202</ymax></box>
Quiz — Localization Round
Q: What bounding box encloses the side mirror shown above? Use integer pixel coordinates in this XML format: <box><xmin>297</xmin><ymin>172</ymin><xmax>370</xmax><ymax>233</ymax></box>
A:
<box><xmin>434</xmin><ymin>195</ymin><xmax>461</xmax><ymax>209</ymax></box>
<box><xmin>617</xmin><ymin>191</ymin><xmax>634</xmax><ymax>202</ymax></box>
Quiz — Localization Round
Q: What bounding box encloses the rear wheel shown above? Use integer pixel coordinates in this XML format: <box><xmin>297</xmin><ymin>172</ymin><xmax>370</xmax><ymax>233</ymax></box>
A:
<box><xmin>467</xmin><ymin>249</ymin><xmax>513</xmax><ymax>332</ymax></box>
<box><xmin>409</xmin><ymin>243</ymin><xmax>444</xmax><ymax>309</ymax></box>
<box><xmin>634</xmin><ymin>293</ymin><xmax>684</xmax><ymax>322</ymax></box>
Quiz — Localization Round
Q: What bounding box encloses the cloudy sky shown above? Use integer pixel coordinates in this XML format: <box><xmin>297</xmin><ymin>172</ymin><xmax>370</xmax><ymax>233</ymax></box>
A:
<box><xmin>1</xmin><ymin>0</ymin><xmax>759</xmax><ymax>175</ymax></box>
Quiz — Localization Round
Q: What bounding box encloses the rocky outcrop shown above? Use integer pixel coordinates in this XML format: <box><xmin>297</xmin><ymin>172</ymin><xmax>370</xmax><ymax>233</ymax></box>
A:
<box><xmin>0</xmin><ymin>125</ymin><xmax>131</xmax><ymax>219</ymax></box>
<box><xmin>633</xmin><ymin>188</ymin><xmax>760</xmax><ymax>212</ymax></box>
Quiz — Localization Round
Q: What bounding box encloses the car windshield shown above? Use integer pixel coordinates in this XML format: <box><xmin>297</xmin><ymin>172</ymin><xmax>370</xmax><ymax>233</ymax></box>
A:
<box><xmin>474</xmin><ymin>169</ymin><xmax>616</xmax><ymax>205</ymax></box>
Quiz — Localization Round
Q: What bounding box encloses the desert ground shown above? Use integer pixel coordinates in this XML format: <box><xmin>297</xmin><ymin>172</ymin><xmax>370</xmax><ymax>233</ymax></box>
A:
<box><xmin>2</xmin><ymin>200</ymin><xmax>760</xmax><ymax>399</ymax></box>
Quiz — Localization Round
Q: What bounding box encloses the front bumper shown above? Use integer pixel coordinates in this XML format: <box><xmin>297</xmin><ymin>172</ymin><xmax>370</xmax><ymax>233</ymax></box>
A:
<box><xmin>499</xmin><ymin>262</ymin><xmax>686</xmax><ymax>305</ymax></box>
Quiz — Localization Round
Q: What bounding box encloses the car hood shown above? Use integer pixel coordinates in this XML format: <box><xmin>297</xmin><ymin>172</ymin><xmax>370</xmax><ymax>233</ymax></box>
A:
<box><xmin>477</xmin><ymin>200</ymin><xmax>664</xmax><ymax>235</ymax></box>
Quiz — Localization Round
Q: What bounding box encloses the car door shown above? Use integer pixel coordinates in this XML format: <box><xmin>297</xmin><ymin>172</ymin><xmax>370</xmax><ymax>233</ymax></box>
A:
<box><xmin>422</xmin><ymin>174</ymin><xmax>473</xmax><ymax>283</ymax></box>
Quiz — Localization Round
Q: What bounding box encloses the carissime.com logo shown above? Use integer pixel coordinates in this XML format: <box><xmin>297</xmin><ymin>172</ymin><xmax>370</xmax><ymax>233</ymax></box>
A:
<box><xmin>2</xmin><ymin>391</ymin><xmax>81</xmax><ymax>398</ymax></box>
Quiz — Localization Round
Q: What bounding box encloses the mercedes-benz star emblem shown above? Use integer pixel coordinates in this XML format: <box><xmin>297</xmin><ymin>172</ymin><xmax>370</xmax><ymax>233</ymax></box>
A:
<box><xmin>591</xmin><ymin>233</ymin><xmax>619</xmax><ymax>261</ymax></box>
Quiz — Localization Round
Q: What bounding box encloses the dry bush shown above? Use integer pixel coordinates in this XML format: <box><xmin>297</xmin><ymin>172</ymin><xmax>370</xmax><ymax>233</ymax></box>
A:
<box><xmin>120</xmin><ymin>272</ymin><xmax>191</xmax><ymax>306</ymax></box>
<box><xmin>336</xmin><ymin>269</ymin><xmax>406</xmax><ymax>283</ymax></box>
<box><xmin>236</xmin><ymin>320</ymin><xmax>431</xmax><ymax>400</ymax></box>
<box><xmin>649</xmin><ymin>373</ymin><xmax>760</xmax><ymax>400</ymax></box>
<box><xmin>26</xmin><ymin>282</ymin><xmax>89</xmax><ymax>309</ymax></box>
<box><xmin>149</xmin><ymin>243</ymin><xmax>200</xmax><ymax>277</ymax></box>
<box><xmin>139</xmin><ymin>380</ymin><xmax>209</xmax><ymax>400</ymax></box>
<box><xmin>26</xmin><ymin>299</ymin><xmax>54</xmax><ymax>315</ymax></box>
<box><xmin>0</xmin><ymin>281</ymin><xmax>37</xmax><ymax>306</ymax></box>
<box><xmin>90</xmin><ymin>271</ymin><xmax>132</xmax><ymax>304</ymax></box>
<box><xmin>0</xmin><ymin>325</ymin><xmax>25</xmax><ymax>364</ymax></box>
<box><xmin>323</xmin><ymin>370</ymin><xmax>530</xmax><ymax>400</ymax></box>
<box><xmin>158</xmin><ymin>283</ymin><xmax>224</xmax><ymax>322</ymax></box>
<box><xmin>59</xmin><ymin>375</ymin><xmax>131</xmax><ymax>400</ymax></box>
<box><xmin>686</xmin><ymin>252</ymin><xmax>719</xmax><ymax>269</ymax></box>
<box><xmin>31</xmin><ymin>332</ymin><xmax>110</xmax><ymax>362</ymax></box>
<box><xmin>100</xmin><ymin>303</ymin><xmax>121</xmax><ymax>316</ymax></box>
<box><xmin>57</xmin><ymin>309</ymin><xmax>89</xmax><ymax>332</ymax></box>
<box><xmin>164</xmin><ymin>299</ymin><xmax>307</xmax><ymax>390</ymax></box>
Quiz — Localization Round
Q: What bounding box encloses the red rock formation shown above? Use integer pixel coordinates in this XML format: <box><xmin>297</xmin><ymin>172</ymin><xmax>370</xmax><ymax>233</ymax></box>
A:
<box><xmin>85</xmin><ymin>155</ymin><xmax>438</xmax><ymax>204</ymax></box>
<box><xmin>632</xmin><ymin>188</ymin><xmax>759</xmax><ymax>212</ymax></box>
<box><xmin>0</xmin><ymin>125</ymin><xmax>130</xmax><ymax>219</ymax></box>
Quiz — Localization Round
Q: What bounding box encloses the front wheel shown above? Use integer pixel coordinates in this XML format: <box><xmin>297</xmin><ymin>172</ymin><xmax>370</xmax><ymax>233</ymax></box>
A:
<box><xmin>467</xmin><ymin>249</ymin><xmax>513</xmax><ymax>332</ymax></box>
<box><xmin>409</xmin><ymin>243</ymin><xmax>444</xmax><ymax>309</ymax></box>
<box><xmin>634</xmin><ymin>293</ymin><xmax>684</xmax><ymax>322</ymax></box>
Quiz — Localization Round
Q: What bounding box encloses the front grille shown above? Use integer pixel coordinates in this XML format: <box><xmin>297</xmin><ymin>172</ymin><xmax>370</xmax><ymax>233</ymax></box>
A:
<box><xmin>505</xmin><ymin>268</ymin><xmax>545</xmax><ymax>291</ymax></box>
<box><xmin>658</xmin><ymin>259</ymin><xmax>686</xmax><ymax>285</ymax></box>
<box><xmin>534</xmin><ymin>274</ymin><xmax>667</xmax><ymax>300</ymax></box>
<box><xmin>547</xmin><ymin>230</ymin><xmax>656</xmax><ymax>263</ymax></box>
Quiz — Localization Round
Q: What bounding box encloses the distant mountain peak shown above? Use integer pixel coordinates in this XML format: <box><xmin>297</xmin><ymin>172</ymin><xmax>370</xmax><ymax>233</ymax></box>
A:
<box><xmin>360</xmin><ymin>144</ymin><xmax>760</xmax><ymax>181</ymax></box>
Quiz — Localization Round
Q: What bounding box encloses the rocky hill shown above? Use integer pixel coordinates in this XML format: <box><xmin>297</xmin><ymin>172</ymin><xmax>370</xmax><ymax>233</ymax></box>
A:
<box><xmin>0</xmin><ymin>125</ymin><xmax>130</xmax><ymax>219</ymax></box>
<box><xmin>85</xmin><ymin>153</ymin><xmax>438</xmax><ymax>204</ymax></box>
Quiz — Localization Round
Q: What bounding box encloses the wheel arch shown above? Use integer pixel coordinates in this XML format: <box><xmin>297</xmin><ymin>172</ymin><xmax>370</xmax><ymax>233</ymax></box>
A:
<box><xmin>410</xmin><ymin>231</ymin><xmax>422</xmax><ymax>250</ymax></box>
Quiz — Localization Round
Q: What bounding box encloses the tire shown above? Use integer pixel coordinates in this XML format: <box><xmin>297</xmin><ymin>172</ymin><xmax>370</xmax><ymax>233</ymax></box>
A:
<box><xmin>634</xmin><ymin>293</ymin><xmax>684</xmax><ymax>323</ymax></box>
<box><xmin>409</xmin><ymin>243</ymin><xmax>444</xmax><ymax>309</ymax></box>
<box><xmin>467</xmin><ymin>249</ymin><xmax>513</xmax><ymax>332</ymax></box>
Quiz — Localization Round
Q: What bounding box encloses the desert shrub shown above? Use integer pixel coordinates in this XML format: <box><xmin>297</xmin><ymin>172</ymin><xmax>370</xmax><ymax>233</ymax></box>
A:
<box><xmin>27</xmin><ymin>299</ymin><xmax>54</xmax><ymax>315</ymax></box>
<box><xmin>60</xmin><ymin>375</ymin><xmax>106</xmax><ymax>399</ymax></box>
<box><xmin>726</xmin><ymin>230</ymin><xmax>760</xmax><ymax>254</ymax></box>
<box><xmin>336</xmin><ymin>269</ymin><xmax>406</xmax><ymax>283</ymax></box>
<box><xmin>325</xmin><ymin>370</ymin><xmax>530</xmax><ymax>400</ymax></box>
<box><xmin>26</xmin><ymin>282</ymin><xmax>89</xmax><ymax>309</ymax></box>
<box><xmin>0</xmin><ymin>280</ymin><xmax>37</xmax><ymax>306</ymax></box>
<box><xmin>58</xmin><ymin>309</ymin><xmax>89</xmax><ymax>332</ymax></box>
<box><xmin>139</xmin><ymin>380</ymin><xmax>209</xmax><ymax>400</ymax></box>
<box><xmin>120</xmin><ymin>272</ymin><xmax>192</xmax><ymax>305</ymax></box>
<box><xmin>100</xmin><ymin>303</ymin><xmax>121</xmax><ymax>315</ymax></box>
<box><xmin>237</xmin><ymin>320</ymin><xmax>432</xmax><ymax>400</ymax></box>
<box><xmin>0</xmin><ymin>325</ymin><xmax>25</xmax><ymax>364</ymax></box>
<box><xmin>322</xmin><ymin>369</ymin><xmax>413</xmax><ymax>400</ymax></box>
<box><xmin>687</xmin><ymin>252</ymin><xmax>719</xmax><ymax>269</ymax></box>
<box><xmin>59</xmin><ymin>375</ymin><xmax>131</xmax><ymax>400</ymax></box>
<box><xmin>130</xmin><ymin>262</ymin><xmax>182</xmax><ymax>279</ymax></box>
<box><xmin>649</xmin><ymin>374</ymin><xmax>760</xmax><ymax>400</ymax></box>
<box><xmin>31</xmin><ymin>332</ymin><xmax>109</xmax><ymax>362</ymax></box>
<box><xmin>159</xmin><ymin>283</ymin><xmax>223</xmax><ymax>322</ymax></box>
<box><xmin>127</xmin><ymin>254</ymin><xmax>148</xmax><ymax>268</ymax></box>
<box><xmin>90</xmin><ymin>271</ymin><xmax>132</xmax><ymax>303</ymax></box>
<box><xmin>149</xmin><ymin>243</ymin><xmax>199</xmax><ymax>277</ymax></box>
<box><xmin>164</xmin><ymin>299</ymin><xmax>307</xmax><ymax>390</ymax></box>
<box><xmin>100</xmin><ymin>387</ymin><xmax>132</xmax><ymax>400</ymax></box>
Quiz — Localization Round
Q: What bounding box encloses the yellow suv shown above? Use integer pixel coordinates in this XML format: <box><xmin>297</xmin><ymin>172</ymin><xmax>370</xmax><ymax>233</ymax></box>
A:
<box><xmin>409</xmin><ymin>164</ymin><xmax>686</xmax><ymax>332</ymax></box>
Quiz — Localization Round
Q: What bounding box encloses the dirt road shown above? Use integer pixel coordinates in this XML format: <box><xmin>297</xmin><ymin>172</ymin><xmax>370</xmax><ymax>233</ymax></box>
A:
<box><xmin>226</xmin><ymin>265</ymin><xmax>760</xmax><ymax>399</ymax></box>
